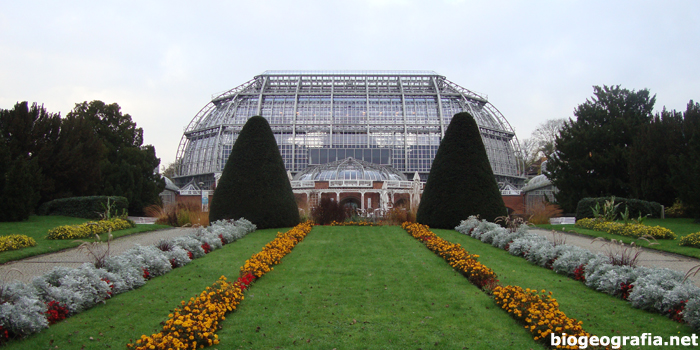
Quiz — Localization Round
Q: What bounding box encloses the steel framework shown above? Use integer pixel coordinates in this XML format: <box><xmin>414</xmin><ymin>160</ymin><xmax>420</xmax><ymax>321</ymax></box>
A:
<box><xmin>175</xmin><ymin>70</ymin><xmax>524</xmax><ymax>189</ymax></box>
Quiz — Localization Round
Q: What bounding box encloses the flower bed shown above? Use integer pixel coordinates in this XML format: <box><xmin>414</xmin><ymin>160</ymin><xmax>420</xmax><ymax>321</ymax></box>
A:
<box><xmin>402</xmin><ymin>222</ymin><xmax>596</xmax><ymax>348</ymax></box>
<box><xmin>456</xmin><ymin>216</ymin><xmax>700</xmax><ymax>330</ymax></box>
<box><xmin>46</xmin><ymin>218</ymin><xmax>135</xmax><ymax>239</ymax></box>
<box><xmin>0</xmin><ymin>234</ymin><xmax>37</xmax><ymax>252</ymax></box>
<box><xmin>575</xmin><ymin>218</ymin><xmax>676</xmax><ymax>240</ymax></box>
<box><xmin>680</xmin><ymin>232</ymin><xmax>700</xmax><ymax>248</ymax></box>
<box><xmin>329</xmin><ymin>220</ymin><xmax>377</xmax><ymax>226</ymax></box>
<box><xmin>127</xmin><ymin>221</ymin><xmax>313</xmax><ymax>350</ymax></box>
<box><xmin>0</xmin><ymin>219</ymin><xmax>256</xmax><ymax>343</ymax></box>
<box><xmin>492</xmin><ymin>285</ymin><xmax>590</xmax><ymax>346</ymax></box>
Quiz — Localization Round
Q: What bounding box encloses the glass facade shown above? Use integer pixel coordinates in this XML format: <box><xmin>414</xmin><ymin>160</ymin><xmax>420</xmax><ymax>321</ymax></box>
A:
<box><xmin>175</xmin><ymin>71</ymin><xmax>524</xmax><ymax>189</ymax></box>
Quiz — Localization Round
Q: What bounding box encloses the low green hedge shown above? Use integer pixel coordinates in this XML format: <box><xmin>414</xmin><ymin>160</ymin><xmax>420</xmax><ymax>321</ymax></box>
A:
<box><xmin>37</xmin><ymin>196</ymin><xmax>128</xmax><ymax>219</ymax></box>
<box><xmin>46</xmin><ymin>218</ymin><xmax>135</xmax><ymax>240</ymax></box>
<box><xmin>575</xmin><ymin>218</ymin><xmax>676</xmax><ymax>240</ymax></box>
<box><xmin>575</xmin><ymin>197</ymin><xmax>663</xmax><ymax>220</ymax></box>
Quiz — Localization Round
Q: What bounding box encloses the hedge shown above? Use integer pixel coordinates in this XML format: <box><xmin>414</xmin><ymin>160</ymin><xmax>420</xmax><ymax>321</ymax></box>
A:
<box><xmin>575</xmin><ymin>197</ymin><xmax>662</xmax><ymax>220</ymax></box>
<box><xmin>37</xmin><ymin>196</ymin><xmax>129</xmax><ymax>220</ymax></box>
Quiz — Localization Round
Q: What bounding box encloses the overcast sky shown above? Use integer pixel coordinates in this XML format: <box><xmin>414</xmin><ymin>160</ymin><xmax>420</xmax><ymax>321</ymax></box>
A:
<box><xmin>2</xmin><ymin>0</ymin><xmax>699</xmax><ymax>168</ymax></box>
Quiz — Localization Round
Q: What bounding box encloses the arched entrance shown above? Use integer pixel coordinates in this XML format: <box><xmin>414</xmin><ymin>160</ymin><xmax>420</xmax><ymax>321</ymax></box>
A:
<box><xmin>340</xmin><ymin>197</ymin><xmax>361</xmax><ymax>211</ymax></box>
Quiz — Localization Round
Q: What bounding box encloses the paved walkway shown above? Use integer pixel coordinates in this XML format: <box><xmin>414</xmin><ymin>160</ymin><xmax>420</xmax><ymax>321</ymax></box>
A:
<box><xmin>529</xmin><ymin>228</ymin><xmax>700</xmax><ymax>286</ymax></box>
<box><xmin>0</xmin><ymin>227</ymin><xmax>195</xmax><ymax>284</ymax></box>
<box><xmin>4</xmin><ymin>225</ymin><xmax>699</xmax><ymax>286</ymax></box>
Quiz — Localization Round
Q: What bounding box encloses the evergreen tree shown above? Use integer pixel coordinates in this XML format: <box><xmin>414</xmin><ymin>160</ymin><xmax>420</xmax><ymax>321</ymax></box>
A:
<box><xmin>416</xmin><ymin>112</ymin><xmax>507</xmax><ymax>228</ymax></box>
<box><xmin>669</xmin><ymin>101</ymin><xmax>700</xmax><ymax>219</ymax></box>
<box><xmin>49</xmin><ymin>112</ymin><xmax>105</xmax><ymax>199</ymax></box>
<box><xmin>0</xmin><ymin>134</ymin><xmax>41</xmax><ymax>221</ymax></box>
<box><xmin>209</xmin><ymin>116</ymin><xmax>299</xmax><ymax>229</ymax></box>
<box><xmin>0</xmin><ymin>102</ymin><xmax>61</xmax><ymax>205</ymax></box>
<box><xmin>628</xmin><ymin>108</ymin><xmax>684</xmax><ymax>206</ymax></box>
<box><xmin>546</xmin><ymin>85</ymin><xmax>655</xmax><ymax>212</ymax></box>
<box><xmin>67</xmin><ymin>101</ymin><xmax>164</xmax><ymax>214</ymax></box>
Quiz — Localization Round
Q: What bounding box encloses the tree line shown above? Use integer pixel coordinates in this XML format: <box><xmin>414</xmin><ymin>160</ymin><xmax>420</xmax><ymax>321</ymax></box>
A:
<box><xmin>543</xmin><ymin>85</ymin><xmax>700</xmax><ymax>219</ymax></box>
<box><xmin>0</xmin><ymin>101</ymin><xmax>165</xmax><ymax>221</ymax></box>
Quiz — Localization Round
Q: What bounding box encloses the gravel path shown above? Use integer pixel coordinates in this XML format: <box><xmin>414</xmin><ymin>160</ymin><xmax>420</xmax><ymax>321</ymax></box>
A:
<box><xmin>529</xmin><ymin>228</ymin><xmax>700</xmax><ymax>286</ymax></box>
<box><xmin>0</xmin><ymin>227</ymin><xmax>196</xmax><ymax>284</ymax></box>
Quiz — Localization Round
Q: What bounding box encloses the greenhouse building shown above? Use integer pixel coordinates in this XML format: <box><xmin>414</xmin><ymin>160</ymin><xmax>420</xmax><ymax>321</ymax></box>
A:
<box><xmin>173</xmin><ymin>70</ymin><xmax>525</xmax><ymax>211</ymax></box>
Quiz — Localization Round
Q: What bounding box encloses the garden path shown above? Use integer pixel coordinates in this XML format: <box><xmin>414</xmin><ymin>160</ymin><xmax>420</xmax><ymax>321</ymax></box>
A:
<box><xmin>0</xmin><ymin>226</ymin><xmax>195</xmax><ymax>284</ymax></box>
<box><xmin>529</xmin><ymin>228</ymin><xmax>700</xmax><ymax>286</ymax></box>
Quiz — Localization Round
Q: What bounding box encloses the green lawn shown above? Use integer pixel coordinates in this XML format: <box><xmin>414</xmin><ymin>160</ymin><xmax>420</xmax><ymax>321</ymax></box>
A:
<box><xmin>436</xmin><ymin>228</ymin><xmax>694</xmax><ymax>347</ymax></box>
<box><xmin>0</xmin><ymin>215</ymin><xmax>171</xmax><ymax>264</ymax></box>
<box><xmin>5</xmin><ymin>225</ymin><xmax>696</xmax><ymax>349</ymax></box>
<box><xmin>537</xmin><ymin>218</ymin><xmax>700</xmax><ymax>259</ymax></box>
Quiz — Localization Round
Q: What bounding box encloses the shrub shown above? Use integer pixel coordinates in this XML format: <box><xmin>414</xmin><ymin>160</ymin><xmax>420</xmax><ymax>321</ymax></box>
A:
<box><xmin>417</xmin><ymin>112</ymin><xmax>507</xmax><ymax>228</ymax></box>
<box><xmin>551</xmin><ymin>247</ymin><xmax>596</xmax><ymax>276</ymax></box>
<box><xmin>0</xmin><ymin>281</ymin><xmax>48</xmax><ymax>338</ymax></box>
<box><xmin>37</xmin><ymin>196</ymin><xmax>129</xmax><ymax>219</ymax></box>
<box><xmin>209</xmin><ymin>116</ymin><xmax>299</xmax><ymax>229</ymax></box>
<box><xmin>575</xmin><ymin>218</ymin><xmax>676</xmax><ymax>239</ymax></box>
<box><xmin>46</xmin><ymin>218</ymin><xmax>135</xmax><ymax>239</ymax></box>
<box><xmin>575</xmin><ymin>197</ymin><xmax>662</xmax><ymax>220</ymax></box>
<box><xmin>31</xmin><ymin>264</ymin><xmax>114</xmax><ymax>314</ymax></box>
<box><xmin>680</xmin><ymin>232</ymin><xmax>700</xmax><ymax>248</ymax></box>
<box><xmin>666</xmin><ymin>200</ymin><xmax>688</xmax><ymax>218</ymax></box>
<box><xmin>119</xmin><ymin>245</ymin><xmax>172</xmax><ymax>278</ymax></box>
<box><xmin>102</xmin><ymin>255</ymin><xmax>147</xmax><ymax>292</ymax></box>
<box><xmin>0</xmin><ymin>234</ymin><xmax>37</xmax><ymax>252</ymax></box>
<box><xmin>311</xmin><ymin>197</ymin><xmax>346</xmax><ymax>225</ymax></box>
<box><xmin>627</xmin><ymin>269</ymin><xmax>686</xmax><ymax>312</ymax></box>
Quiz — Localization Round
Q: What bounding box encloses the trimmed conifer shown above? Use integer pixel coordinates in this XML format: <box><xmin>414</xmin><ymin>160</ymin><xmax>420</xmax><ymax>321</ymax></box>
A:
<box><xmin>416</xmin><ymin>112</ymin><xmax>507</xmax><ymax>228</ymax></box>
<box><xmin>209</xmin><ymin>116</ymin><xmax>299</xmax><ymax>229</ymax></box>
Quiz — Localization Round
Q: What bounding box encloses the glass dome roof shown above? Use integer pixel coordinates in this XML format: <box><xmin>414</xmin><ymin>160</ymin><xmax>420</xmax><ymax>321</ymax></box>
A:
<box><xmin>174</xmin><ymin>70</ymin><xmax>525</xmax><ymax>190</ymax></box>
<box><xmin>294</xmin><ymin>157</ymin><xmax>408</xmax><ymax>182</ymax></box>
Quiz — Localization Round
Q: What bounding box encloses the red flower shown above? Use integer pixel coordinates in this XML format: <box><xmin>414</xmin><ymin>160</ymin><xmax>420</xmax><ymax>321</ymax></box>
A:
<box><xmin>573</xmin><ymin>265</ymin><xmax>586</xmax><ymax>282</ymax></box>
<box><xmin>143</xmin><ymin>267</ymin><xmax>151</xmax><ymax>280</ymax></box>
<box><xmin>101</xmin><ymin>278</ymin><xmax>114</xmax><ymax>298</ymax></box>
<box><xmin>45</xmin><ymin>301</ymin><xmax>69</xmax><ymax>325</ymax></box>
<box><xmin>201</xmin><ymin>242</ymin><xmax>212</xmax><ymax>254</ymax></box>
<box><xmin>186</xmin><ymin>250</ymin><xmax>194</xmax><ymax>259</ymax></box>
<box><xmin>620</xmin><ymin>282</ymin><xmax>633</xmax><ymax>300</ymax></box>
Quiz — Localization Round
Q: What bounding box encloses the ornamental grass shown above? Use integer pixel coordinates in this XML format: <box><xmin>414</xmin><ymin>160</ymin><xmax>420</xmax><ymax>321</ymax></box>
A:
<box><xmin>401</xmin><ymin>222</ymin><xmax>604</xmax><ymax>349</ymax></box>
<box><xmin>128</xmin><ymin>222</ymin><xmax>313</xmax><ymax>350</ymax></box>
<box><xmin>576</xmin><ymin>218</ymin><xmax>676</xmax><ymax>240</ymax></box>
<box><xmin>46</xmin><ymin>218</ymin><xmax>135</xmax><ymax>240</ymax></box>
<box><xmin>0</xmin><ymin>234</ymin><xmax>36</xmax><ymax>252</ymax></box>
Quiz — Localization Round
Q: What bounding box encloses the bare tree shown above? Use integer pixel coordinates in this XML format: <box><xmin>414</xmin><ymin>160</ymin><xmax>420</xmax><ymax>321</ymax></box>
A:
<box><xmin>531</xmin><ymin>119</ymin><xmax>566</xmax><ymax>159</ymax></box>
<box><xmin>516</xmin><ymin>137</ymin><xmax>541</xmax><ymax>175</ymax></box>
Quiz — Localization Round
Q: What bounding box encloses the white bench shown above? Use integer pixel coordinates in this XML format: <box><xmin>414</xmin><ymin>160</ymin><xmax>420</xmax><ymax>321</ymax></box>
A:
<box><xmin>549</xmin><ymin>217</ymin><xmax>576</xmax><ymax>225</ymax></box>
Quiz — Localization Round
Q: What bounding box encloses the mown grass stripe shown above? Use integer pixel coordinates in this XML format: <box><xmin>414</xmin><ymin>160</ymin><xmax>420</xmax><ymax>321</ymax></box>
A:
<box><xmin>213</xmin><ymin>225</ymin><xmax>543</xmax><ymax>349</ymax></box>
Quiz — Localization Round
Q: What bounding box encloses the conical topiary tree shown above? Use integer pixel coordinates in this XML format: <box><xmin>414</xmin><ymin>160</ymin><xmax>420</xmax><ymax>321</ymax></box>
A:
<box><xmin>209</xmin><ymin>116</ymin><xmax>300</xmax><ymax>229</ymax></box>
<box><xmin>416</xmin><ymin>112</ymin><xmax>507</xmax><ymax>228</ymax></box>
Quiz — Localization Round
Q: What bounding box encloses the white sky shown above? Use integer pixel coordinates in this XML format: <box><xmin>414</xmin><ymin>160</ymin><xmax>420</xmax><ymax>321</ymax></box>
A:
<box><xmin>2</xmin><ymin>0</ymin><xmax>699</xmax><ymax>167</ymax></box>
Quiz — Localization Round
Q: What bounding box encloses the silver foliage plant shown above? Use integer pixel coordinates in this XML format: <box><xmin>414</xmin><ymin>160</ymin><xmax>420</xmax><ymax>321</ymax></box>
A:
<box><xmin>455</xmin><ymin>215</ymin><xmax>700</xmax><ymax>330</ymax></box>
<box><xmin>0</xmin><ymin>218</ymin><xmax>256</xmax><ymax>340</ymax></box>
